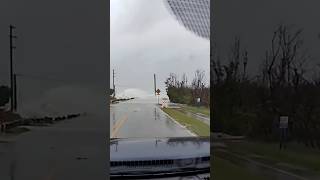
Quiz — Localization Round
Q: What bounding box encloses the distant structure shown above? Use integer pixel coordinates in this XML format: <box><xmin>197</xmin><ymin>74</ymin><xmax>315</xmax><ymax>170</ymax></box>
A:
<box><xmin>110</xmin><ymin>89</ymin><xmax>114</xmax><ymax>96</ymax></box>
<box><xmin>164</xmin><ymin>0</ymin><xmax>210</xmax><ymax>40</ymax></box>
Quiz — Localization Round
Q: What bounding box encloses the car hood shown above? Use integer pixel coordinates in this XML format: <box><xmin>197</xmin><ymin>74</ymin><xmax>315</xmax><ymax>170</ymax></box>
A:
<box><xmin>110</xmin><ymin>137</ymin><xmax>210</xmax><ymax>161</ymax></box>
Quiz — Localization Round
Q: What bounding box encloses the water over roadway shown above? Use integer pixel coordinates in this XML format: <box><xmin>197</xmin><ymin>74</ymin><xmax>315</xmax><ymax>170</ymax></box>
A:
<box><xmin>0</xmin><ymin>107</ymin><xmax>107</xmax><ymax>180</ymax></box>
<box><xmin>110</xmin><ymin>97</ymin><xmax>193</xmax><ymax>138</ymax></box>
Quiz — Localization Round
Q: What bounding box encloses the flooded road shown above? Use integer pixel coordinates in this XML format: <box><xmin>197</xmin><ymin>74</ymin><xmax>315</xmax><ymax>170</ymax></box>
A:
<box><xmin>0</xmin><ymin>111</ymin><xmax>107</xmax><ymax>180</ymax></box>
<box><xmin>0</xmin><ymin>97</ymin><xmax>194</xmax><ymax>180</ymax></box>
<box><xmin>110</xmin><ymin>97</ymin><xmax>193</xmax><ymax>138</ymax></box>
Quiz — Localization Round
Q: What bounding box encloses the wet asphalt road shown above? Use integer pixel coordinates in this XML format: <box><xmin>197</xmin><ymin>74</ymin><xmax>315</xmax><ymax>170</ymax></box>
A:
<box><xmin>110</xmin><ymin>97</ymin><xmax>193</xmax><ymax>138</ymax></box>
<box><xmin>0</xmin><ymin>111</ymin><xmax>107</xmax><ymax>180</ymax></box>
<box><xmin>0</xmin><ymin>97</ymin><xmax>194</xmax><ymax>180</ymax></box>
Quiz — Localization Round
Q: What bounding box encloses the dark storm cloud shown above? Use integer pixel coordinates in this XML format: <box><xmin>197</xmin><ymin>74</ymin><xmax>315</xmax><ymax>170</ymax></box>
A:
<box><xmin>213</xmin><ymin>0</ymin><xmax>320</xmax><ymax>76</ymax></box>
<box><xmin>0</xmin><ymin>0</ymin><xmax>108</xmax><ymax>116</ymax></box>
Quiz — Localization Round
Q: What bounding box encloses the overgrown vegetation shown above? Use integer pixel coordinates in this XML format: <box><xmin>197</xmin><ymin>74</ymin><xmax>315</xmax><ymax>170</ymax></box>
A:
<box><xmin>165</xmin><ymin>70</ymin><xmax>210</xmax><ymax>107</ymax></box>
<box><xmin>212</xmin><ymin>24</ymin><xmax>320</xmax><ymax>148</ymax></box>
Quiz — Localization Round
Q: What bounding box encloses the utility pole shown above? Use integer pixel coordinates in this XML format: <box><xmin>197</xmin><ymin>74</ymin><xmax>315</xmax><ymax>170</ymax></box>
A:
<box><xmin>9</xmin><ymin>25</ymin><xmax>17</xmax><ymax>112</ymax></box>
<box><xmin>13</xmin><ymin>74</ymin><xmax>17</xmax><ymax>111</ymax></box>
<box><xmin>154</xmin><ymin>74</ymin><xmax>156</xmax><ymax>96</ymax></box>
<box><xmin>113</xmin><ymin>69</ymin><xmax>115</xmax><ymax>98</ymax></box>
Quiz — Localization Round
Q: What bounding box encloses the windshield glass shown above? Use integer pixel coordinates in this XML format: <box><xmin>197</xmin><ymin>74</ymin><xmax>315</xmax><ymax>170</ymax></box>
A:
<box><xmin>110</xmin><ymin>0</ymin><xmax>210</xmax><ymax>179</ymax></box>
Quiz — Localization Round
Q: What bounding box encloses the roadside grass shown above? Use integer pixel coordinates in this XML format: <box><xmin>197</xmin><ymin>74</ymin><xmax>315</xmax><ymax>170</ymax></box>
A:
<box><xmin>181</xmin><ymin>105</ymin><xmax>210</xmax><ymax>117</ymax></box>
<box><xmin>162</xmin><ymin>108</ymin><xmax>209</xmax><ymax>136</ymax></box>
<box><xmin>212</xmin><ymin>156</ymin><xmax>268</xmax><ymax>180</ymax></box>
<box><xmin>226</xmin><ymin>141</ymin><xmax>320</xmax><ymax>172</ymax></box>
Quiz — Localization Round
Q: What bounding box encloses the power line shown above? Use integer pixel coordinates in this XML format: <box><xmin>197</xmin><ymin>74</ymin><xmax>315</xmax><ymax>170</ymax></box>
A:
<box><xmin>16</xmin><ymin>73</ymin><xmax>79</xmax><ymax>83</ymax></box>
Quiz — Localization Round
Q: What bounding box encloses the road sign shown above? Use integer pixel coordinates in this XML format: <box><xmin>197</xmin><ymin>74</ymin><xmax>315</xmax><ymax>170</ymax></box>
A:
<box><xmin>161</xmin><ymin>98</ymin><xmax>169</xmax><ymax>108</ymax></box>
<box><xmin>156</xmin><ymin>89</ymin><xmax>161</xmax><ymax>95</ymax></box>
<box><xmin>279</xmin><ymin>116</ymin><xmax>288</xmax><ymax>129</ymax></box>
<box><xmin>279</xmin><ymin>116</ymin><xmax>289</xmax><ymax>150</ymax></box>
<box><xmin>196</xmin><ymin>98</ymin><xmax>201</xmax><ymax>103</ymax></box>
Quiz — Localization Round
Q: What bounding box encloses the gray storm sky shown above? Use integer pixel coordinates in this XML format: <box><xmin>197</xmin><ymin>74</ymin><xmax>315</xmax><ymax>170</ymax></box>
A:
<box><xmin>0</xmin><ymin>0</ymin><xmax>108</xmax><ymax>116</ymax></box>
<box><xmin>110</xmin><ymin>0</ymin><xmax>210</xmax><ymax>98</ymax></box>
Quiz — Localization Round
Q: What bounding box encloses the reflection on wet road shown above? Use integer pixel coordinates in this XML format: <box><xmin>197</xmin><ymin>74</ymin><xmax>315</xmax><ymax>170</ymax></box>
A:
<box><xmin>110</xmin><ymin>98</ymin><xmax>192</xmax><ymax>138</ymax></box>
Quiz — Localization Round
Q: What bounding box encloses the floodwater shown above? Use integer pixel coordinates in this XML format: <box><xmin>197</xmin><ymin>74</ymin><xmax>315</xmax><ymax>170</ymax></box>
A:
<box><xmin>0</xmin><ymin>96</ymin><xmax>196</xmax><ymax>180</ymax></box>
<box><xmin>110</xmin><ymin>97</ymin><xmax>193</xmax><ymax>138</ymax></box>
<box><xmin>0</xmin><ymin>110</ymin><xmax>107</xmax><ymax>180</ymax></box>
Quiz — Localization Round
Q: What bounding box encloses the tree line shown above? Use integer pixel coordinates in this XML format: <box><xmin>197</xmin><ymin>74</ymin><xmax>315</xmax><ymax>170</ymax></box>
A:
<box><xmin>165</xmin><ymin>70</ymin><xmax>210</xmax><ymax>107</ymax></box>
<box><xmin>212</xmin><ymin>24</ymin><xmax>320</xmax><ymax>148</ymax></box>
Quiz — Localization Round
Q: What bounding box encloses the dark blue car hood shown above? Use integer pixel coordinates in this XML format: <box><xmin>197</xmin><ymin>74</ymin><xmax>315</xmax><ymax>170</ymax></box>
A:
<box><xmin>110</xmin><ymin>137</ymin><xmax>210</xmax><ymax>161</ymax></box>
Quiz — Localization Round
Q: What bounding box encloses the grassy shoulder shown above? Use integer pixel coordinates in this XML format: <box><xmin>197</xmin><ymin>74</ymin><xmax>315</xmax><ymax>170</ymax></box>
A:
<box><xmin>162</xmin><ymin>108</ymin><xmax>209</xmax><ymax>136</ymax></box>
<box><xmin>226</xmin><ymin>141</ymin><xmax>320</xmax><ymax>173</ymax></box>
<box><xmin>212</xmin><ymin>156</ymin><xmax>268</xmax><ymax>180</ymax></box>
<box><xmin>181</xmin><ymin>105</ymin><xmax>210</xmax><ymax>117</ymax></box>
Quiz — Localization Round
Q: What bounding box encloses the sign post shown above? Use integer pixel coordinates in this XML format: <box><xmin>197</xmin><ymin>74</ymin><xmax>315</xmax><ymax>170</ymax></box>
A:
<box><xmin>196</xmin><ymin>97</ymin><xmax>201</xmax><ymax>107</ymax></box>
<box><xmin>156</xmin><ymin>89</ymin><xmax>161</xmax><ymax>105</ymax></box>
<box><xmin>279</xmin><ymin>116</ymin><xmax>288</xmax><ymax>150</ymax></box>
